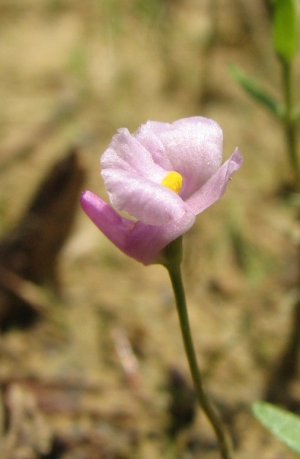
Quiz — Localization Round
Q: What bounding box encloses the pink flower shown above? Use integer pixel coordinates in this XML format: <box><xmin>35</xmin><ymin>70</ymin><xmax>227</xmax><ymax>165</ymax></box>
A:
<box><xmin>80</xmin><ymin>117</ymin><xmax>242</xmax><ymax>265</ymax></box>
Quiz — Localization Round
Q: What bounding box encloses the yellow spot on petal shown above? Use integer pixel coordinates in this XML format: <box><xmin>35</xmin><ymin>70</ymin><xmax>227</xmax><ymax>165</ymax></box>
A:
<box><xmin>161</xmin><ymin>171</ymin><xmax>183</xmax><ymax>194</ymax></box>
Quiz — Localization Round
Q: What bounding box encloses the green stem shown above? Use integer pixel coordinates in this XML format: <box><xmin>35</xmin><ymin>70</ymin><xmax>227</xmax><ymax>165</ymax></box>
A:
<box><xmin>281</xmin><ymin>59</ymin><xmax>300</xmax><ymax>190</ymax></box>
<box><xmin>162</xmin><ymin>239</ymin><xmax>232</xmax><ymax>459</ymax></box>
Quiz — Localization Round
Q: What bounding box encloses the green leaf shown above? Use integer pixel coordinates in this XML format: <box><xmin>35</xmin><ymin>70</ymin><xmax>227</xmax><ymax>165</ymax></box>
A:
<box><xmin>253</xmin><ymin>401</ymin><xmax>300</xmax><ymax>455</ymax></box>
<box><xmin>272</xmin><ymin>0</ymin><xmax>298</xmax><ymax>63</ymax></box>
<box><xmin>229</xmin><ymin>64</ymin><xmax>281</xmax><ymax>117</ymax></box>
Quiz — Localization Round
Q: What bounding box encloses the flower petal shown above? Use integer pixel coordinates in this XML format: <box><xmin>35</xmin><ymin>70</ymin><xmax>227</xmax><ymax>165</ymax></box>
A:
<box><xmin>185</xmin><ymin>148</ymin><xmax>243</xmax><ymax>214</ymax></box>
<box><xmin>80</xmin><ymin>191</ymin><xmax>195</xmax><ymax>265</ymax></box>
<box><xmin>136</xmin><ymin>117</ymin><xmax>223</xmax><ymax>200</ymax></box>
<box><xmin>102</xmin><ymin>168</ymin><xmax>188</xmax><ymax>225</ymax></box>
<box><xmin>101</xmin><ymin>127</ymin><xmax>163</xmax><ymax>180</ymax></box>
<box><xmin>134</xmin><ymin>122</ymin><xmax>173</xmax><ymax>171</ymax></box>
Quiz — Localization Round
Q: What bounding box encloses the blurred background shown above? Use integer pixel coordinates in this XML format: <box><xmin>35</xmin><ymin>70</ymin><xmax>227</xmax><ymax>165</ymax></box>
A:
<box><xmin>0</xmin><ymin>0</ymin><xmax>300</xmax><ymax>458</ymax></box>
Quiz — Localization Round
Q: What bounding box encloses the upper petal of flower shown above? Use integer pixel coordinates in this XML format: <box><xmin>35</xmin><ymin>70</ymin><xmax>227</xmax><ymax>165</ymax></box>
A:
<box><xmin>101</xmin><ymin>127</ymin><xmax>163</xmax><ymax>180</ymax></box>
<box><xmin>135</xmin><ymin>117</ymin><xmax>223</xmax><ymax>200</ymax></box>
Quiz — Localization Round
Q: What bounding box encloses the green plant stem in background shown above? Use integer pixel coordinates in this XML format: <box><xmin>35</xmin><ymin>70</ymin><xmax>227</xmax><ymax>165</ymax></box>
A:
<box><xmin>281</xmin><ymin>59</ymin><xmax>300</xmax><ymax>190</ymax></box>
<box><xmin>162</xmin><ymin>238</ymin><xmax>232</xmax><ymax>459</ymax></box>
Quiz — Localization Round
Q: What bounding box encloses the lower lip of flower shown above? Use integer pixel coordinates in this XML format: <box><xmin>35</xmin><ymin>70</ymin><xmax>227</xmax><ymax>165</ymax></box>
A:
<box><xmin>160</xmin><ymin>171</ymin><xmax>183</xmax><ymax>194</ymax></box>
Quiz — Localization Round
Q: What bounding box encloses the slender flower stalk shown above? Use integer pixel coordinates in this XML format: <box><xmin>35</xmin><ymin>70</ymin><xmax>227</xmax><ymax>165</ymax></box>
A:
<box><xmin>161</xmin><ymin>237</ymin><xmax>232</xmax><ymax>459</ymax></box>
<box><xmin>281</xmin><ymin>59</ymin><xmax>300</xmax><ymax>190</ymax></box>
<box><xmin>271</xmin><ymin>0</ymin><xmax>299</xmax><ymax>189</ymax></box>
<box><xmin>282</xmin><ymin>60</ymin><xmax>300</xmax><ymax>192</ymax></box>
